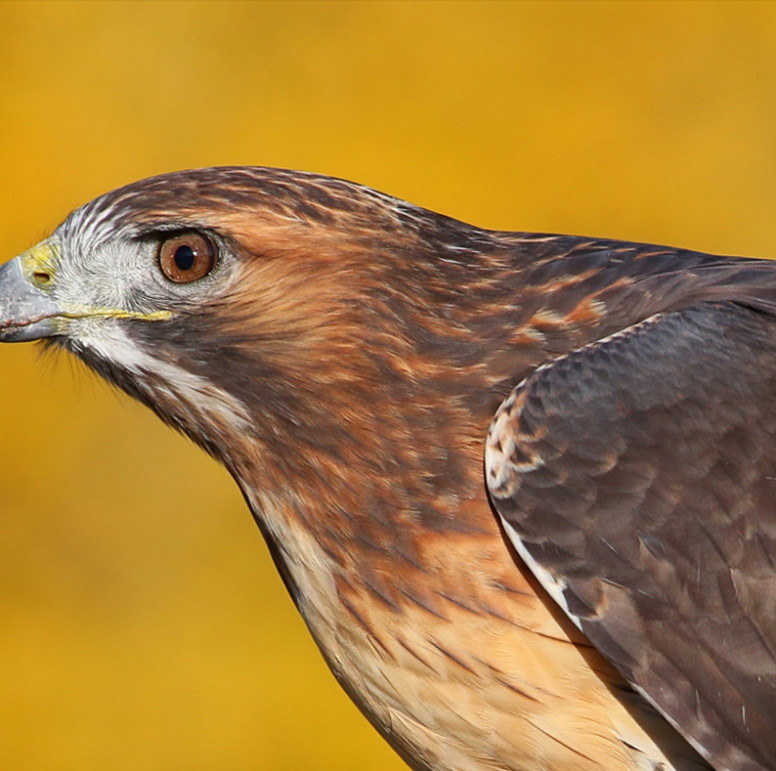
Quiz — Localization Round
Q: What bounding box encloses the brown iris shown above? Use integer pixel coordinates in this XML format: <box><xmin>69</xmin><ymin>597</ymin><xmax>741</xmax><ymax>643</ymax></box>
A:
<box><xmin>158</xmin><ymin>233</ymin><xmax>216</xmax><ymax>283</ymax></box>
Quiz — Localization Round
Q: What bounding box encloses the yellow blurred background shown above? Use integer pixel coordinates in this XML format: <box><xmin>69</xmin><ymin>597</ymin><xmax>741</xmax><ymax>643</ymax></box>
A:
<box><xmin>1</xmin><ymin>2</ymin><xmax>775</xmax><ymax>769</ymax></box>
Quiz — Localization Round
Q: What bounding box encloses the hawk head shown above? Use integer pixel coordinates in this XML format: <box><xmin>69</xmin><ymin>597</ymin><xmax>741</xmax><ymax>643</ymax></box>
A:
<box><xmin>0</xmin><ymin>167</ymin><xmax>497</xmax><ymax>473</ymax></box>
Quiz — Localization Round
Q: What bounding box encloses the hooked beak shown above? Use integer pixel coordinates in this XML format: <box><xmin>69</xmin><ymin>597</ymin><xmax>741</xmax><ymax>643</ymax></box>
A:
<box><xmin>0</xmin><ymin>240</ymin><xmax>64</xmax><ymax>342</ymax></box>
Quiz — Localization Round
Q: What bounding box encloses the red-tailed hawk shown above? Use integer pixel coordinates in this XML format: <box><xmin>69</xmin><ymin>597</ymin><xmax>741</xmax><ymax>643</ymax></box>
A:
<box><xmin>1</xmin><ymin>167</ymin><xmax>775</xmax><ymax>770</ymax></box>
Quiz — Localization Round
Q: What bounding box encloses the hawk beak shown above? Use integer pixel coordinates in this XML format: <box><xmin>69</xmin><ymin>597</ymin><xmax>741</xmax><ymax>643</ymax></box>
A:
<box><xmin>0</xmin><ymin>240</ymin><xmax>64</xmax><ymax>342</ymax></box>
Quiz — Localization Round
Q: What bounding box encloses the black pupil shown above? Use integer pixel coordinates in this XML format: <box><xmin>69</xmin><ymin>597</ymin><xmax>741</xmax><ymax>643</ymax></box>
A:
<box><xmin>174</xmin><ymin>245</ymin><xmax>196</xmax><ymax>271</ymax></box>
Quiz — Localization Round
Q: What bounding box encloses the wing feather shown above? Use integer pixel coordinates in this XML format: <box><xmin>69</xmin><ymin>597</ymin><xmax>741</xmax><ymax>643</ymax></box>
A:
<box><xmin>487</xmin><ymin>302</ymin><xmax>776</xmax><ymax>771</ymax></box>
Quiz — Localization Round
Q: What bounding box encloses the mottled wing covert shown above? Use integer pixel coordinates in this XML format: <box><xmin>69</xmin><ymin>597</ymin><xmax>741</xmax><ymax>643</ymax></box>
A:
<box><xmin>486</xmin><ymin>301</ymin><xmax>776</xmax><ymax>771</ymax></box>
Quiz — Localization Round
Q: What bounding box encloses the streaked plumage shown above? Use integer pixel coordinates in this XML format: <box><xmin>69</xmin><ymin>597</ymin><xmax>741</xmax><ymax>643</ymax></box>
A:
<box><xmin>1</xmin><ymin>167</ymin><xmax>775</xmax><ymax>770</ymax></box>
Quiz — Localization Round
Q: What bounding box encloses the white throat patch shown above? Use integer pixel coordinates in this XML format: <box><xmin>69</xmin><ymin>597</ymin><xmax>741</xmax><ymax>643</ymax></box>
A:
<box><xmin>75</xmin><ymin>320</ymin><xmax>253</xmax><ymax>435</ymax></box>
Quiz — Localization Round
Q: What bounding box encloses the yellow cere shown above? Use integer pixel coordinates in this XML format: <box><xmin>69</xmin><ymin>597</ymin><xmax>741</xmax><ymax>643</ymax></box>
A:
<box><xmin>20</xmin><ymin>238</ymin><xmax>60</xmax><ymax>288</ymax></box>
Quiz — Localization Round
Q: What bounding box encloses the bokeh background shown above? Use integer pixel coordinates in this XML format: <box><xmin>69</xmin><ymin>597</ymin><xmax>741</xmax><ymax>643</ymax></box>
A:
<box><xmin>1</xmin><ymin>2</ymin><xmax>775</xmax><ymax>769</ymax></box>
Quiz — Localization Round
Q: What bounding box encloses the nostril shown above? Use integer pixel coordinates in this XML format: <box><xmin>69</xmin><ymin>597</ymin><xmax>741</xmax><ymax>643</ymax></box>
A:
<box><xmin>32</xmin><ymin>270</ymin><xmax>51</xmax><ymax>284</ymax></box>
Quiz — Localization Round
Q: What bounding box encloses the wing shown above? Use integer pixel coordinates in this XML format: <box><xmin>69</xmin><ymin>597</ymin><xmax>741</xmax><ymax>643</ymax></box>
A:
<box><xmin>486</xmin><ymin>300</ymin><xmax>776</xmax><ymax>771</ymax></box>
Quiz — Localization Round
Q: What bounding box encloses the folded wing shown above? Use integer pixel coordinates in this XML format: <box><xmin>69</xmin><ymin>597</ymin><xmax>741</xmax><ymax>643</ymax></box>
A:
<box><xmin>487</xmin><ymin>301</ymin><xmax>776</xmax><ymax>771</ymax></box>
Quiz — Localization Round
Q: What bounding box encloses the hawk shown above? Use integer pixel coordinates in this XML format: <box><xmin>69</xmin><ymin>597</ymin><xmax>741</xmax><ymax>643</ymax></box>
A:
<box><xmin>1</xmin><ymin>167</ymin><xmax>774</xmax><ymax>771</ymax></box>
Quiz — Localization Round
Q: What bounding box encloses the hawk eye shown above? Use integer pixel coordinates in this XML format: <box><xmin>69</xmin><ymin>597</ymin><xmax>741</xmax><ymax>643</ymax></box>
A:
<box><xmin>158</xmin><ymin>232</ymin><xmax>216</xmax><ymax>283</ymax></box>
